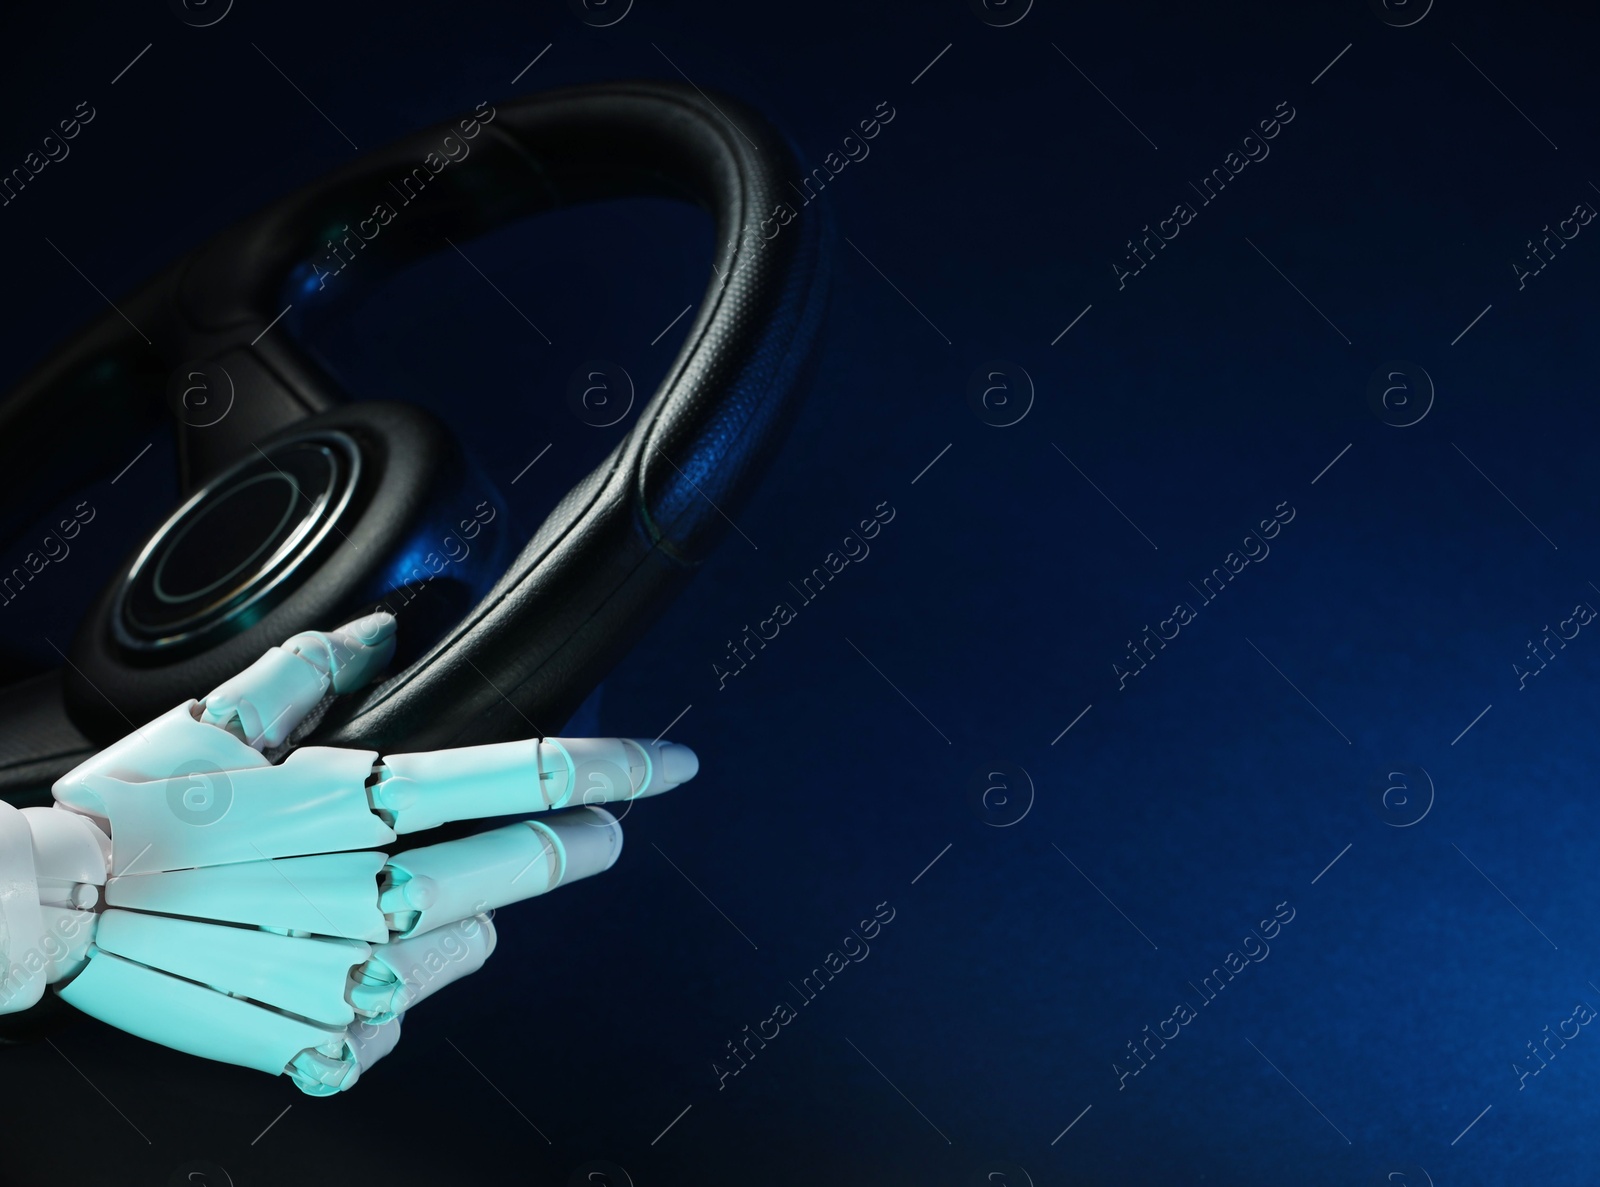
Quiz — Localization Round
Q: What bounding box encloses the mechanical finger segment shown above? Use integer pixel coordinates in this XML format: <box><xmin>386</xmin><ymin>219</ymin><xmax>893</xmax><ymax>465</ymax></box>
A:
<box><xmin>71</xmin><ymin>746</ymin><xmax>393</xmax><ymax>874</ymax></box>
<box><xmin>350</xmin><ymin>913</ymin><xmax>497</xmax><ymax>1024</ymax></box>
<box><xmin>56</xmin><ymin>949</ymin><xmax>351</xmax><ymax>1085</ymax></box>
<box><xmin>380</xmin><ymin>807</ymin><xmax>622</xmax><ymax>938</ymax></box>
<box><xmin>198</xmin><ymin>613</ymin><xmax>397</xmax><ymax>750</ymax></box>
<box><xmin>104</xmin><ymin>851</ymin><xmax>391</xmax><ymax>942</ymax></box>
<box><xmin>370</xmin><ymin>736</ymin><xmax>699</xmax><ymax>834</ymax></box>
<box><xmin>91</xmin><ymin>909</ymin><xmax>370</xmax><ymax>1026</ymax></box>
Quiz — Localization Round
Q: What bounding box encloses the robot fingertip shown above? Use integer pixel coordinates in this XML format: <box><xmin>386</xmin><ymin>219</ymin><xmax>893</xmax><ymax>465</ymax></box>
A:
<box><xmin>656</xmin><ymin>741</ymin><xmax>700</xmax><ymax>788</ymax></box>
<box><xmin>348</xmin><ymin>610</ymin><xmax>398</xmax><ymax>645</ymax></box>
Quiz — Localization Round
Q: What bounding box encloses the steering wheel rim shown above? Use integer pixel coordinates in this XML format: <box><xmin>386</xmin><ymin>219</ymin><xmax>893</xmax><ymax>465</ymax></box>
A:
<box><xmin>0</xmin><ymin>79</ymin><xmax>830</xmax><ymax>791</ymax></box>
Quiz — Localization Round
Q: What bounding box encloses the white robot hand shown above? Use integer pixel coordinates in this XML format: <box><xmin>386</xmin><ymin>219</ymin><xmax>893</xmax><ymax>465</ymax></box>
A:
<box><xmin>0</xmin><ymin>612</ymin><xmax>698</xmax><ymax>1095</ymax></box>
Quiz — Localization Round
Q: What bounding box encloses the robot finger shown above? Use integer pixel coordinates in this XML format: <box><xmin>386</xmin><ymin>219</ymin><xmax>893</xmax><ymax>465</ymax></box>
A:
<box><xmin>369</xmin><ymin>735</ymin><xmax>699</xmax><ymax>834</ymax></box>
<box><xmin>197</xmin><ymin>611</ymin><xmax>398</xmax><ymax>750</ymax></box>
<box><xmin>58</xmin><ymin>940</ymin><xmax>411</xmax><ymax>1096</ymax></box>
<box><xmin>53</xmin><ymin>613</ymin><xmax>397</xmax><ymax>807</ymax></box>
<box><xmin>56</xmin><ymin>944</ymin><xmax>355</xmax><ymax>1089</ymax></box>
<box><xmin>377</xmin><ymin>806</ymin><xmax>623</xmax><ymax>938</ymax></box>
<box><xmin>350</xmin><ymin>912</ymin><xmax>497</xmax><ymax>1023</ymax></box>
<box><xmin>283</xmin><ymin>1013</ymin><xmax>408</xmax><ymax>1096</ymax></box>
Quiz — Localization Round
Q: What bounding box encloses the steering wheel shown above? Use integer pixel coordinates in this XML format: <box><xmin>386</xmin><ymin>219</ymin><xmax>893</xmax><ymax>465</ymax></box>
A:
<box><xmin>0</xmin><ymin>79</ymin><xmax>829</xmax><ymax>798</ymax></box>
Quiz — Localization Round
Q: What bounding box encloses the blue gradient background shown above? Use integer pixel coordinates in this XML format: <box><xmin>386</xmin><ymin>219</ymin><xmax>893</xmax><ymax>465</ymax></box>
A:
<box><xmin>0</xmin><ymin>1</ymin><xmax>1598</xmax><ymax>1184</ymax></box>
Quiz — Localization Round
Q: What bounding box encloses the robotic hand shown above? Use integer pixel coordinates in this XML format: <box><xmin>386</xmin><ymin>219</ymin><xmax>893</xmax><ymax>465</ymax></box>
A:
<box><xmin>0</xmin><ymin>612</ymin><xmax>698</xmax><ymax>1095</ymax></box>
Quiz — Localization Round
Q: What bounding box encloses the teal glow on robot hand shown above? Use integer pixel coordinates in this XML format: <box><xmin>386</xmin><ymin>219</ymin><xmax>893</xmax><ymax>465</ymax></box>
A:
<box><xmin>0</xmin><ymin>612</ymin><xmax>699</xmax><ymax>1096</ymax></box>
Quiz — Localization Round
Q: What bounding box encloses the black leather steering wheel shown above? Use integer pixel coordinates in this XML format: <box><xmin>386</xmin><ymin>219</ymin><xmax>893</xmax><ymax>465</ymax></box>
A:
<box><xmin>0</xmin><ymin>80</ymin><xmax>830</xmax><ymax>798</ymax></box>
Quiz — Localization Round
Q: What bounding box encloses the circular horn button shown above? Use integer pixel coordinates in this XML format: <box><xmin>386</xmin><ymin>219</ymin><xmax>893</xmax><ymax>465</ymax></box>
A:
<box><xmin>117</xmin><ymin>432</ymin><xmax>361</xmax><ymax>651</ymax></box>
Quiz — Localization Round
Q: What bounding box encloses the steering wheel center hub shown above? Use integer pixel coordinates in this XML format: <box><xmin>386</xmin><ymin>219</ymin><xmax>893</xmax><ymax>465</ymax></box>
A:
<box><xmin>116</xmin><ymin>432</ymin><xmax>362</xmax><ymax>652</ymax></box>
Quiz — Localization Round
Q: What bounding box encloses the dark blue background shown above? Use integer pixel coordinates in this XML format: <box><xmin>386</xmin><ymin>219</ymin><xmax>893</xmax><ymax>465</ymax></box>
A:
<box><xmin>0</xmin><ymin>1</ymin><xmax>1597</xmax><ymax>1184</ymax></box>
